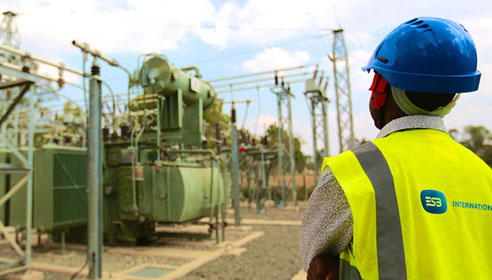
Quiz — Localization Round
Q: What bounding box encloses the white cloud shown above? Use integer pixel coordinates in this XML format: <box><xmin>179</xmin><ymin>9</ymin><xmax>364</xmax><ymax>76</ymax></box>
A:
<box><xmin>460</xmin><ymin>16</ymin><xmax>492</xmax><ymax>50</ymax></box>
<box><xmin>242</xmin><ymin>48</ymin><xmax>310</xmax><ymax>73</ymax></box>
<box><xmin>196</xmin><ymin>0</ymin><xmax>336</xmax><ymax>47</ymax></box>
<box><xmin>243</xmin><ymin>114</ymin><xmax>277</xmax><ymax>136</ymax></box>
<box><xmin>345</xmin><ymin>32</ymin><xmax>374</xmax><ymax>48</ymax></box>
<box><xmin>5</xmin><ymin>0</ymin><xmax>217</xmax><ymax>55</ymax></box>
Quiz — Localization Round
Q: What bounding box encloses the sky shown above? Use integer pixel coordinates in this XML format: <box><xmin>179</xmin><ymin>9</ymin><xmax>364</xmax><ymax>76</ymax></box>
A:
<box><xmin>1</xmin><ymin>0</ymin><xmax>492</xmax><ymax>156</ymax></box>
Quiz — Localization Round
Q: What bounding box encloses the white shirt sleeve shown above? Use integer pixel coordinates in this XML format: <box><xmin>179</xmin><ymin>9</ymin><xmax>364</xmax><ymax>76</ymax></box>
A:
<box><xmin>299</xmin><ymin>167</ymin><xmax>353</xmax><ymax>271</ymax></box>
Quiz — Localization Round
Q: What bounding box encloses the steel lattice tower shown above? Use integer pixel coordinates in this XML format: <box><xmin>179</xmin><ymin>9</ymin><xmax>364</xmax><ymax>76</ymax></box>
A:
<box><xmin>331</xmin><ymin>29</ymin><xmax>355</xmax><ymax>153</ymax></box>
<box><xmin>304</xmin><ymin>74</ymin><xmax>330</xmax><ymax>183</ymax></box>
<box><xmin>0</xmin><ymin>11</ymin><xmax>21</xmax><ymax>64</ymax></box>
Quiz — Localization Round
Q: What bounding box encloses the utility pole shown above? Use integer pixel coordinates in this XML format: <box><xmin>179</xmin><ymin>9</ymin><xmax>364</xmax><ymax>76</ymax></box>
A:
<box><xmin>305</xmin><ymin>70</ymin><xmax>330</xmax><ymax>183</ymax></box>
<box><xmin>87</xmin><ymin>59</ymin><xmax>103</xmax><ymax>279</ymax></box>
<box><xmin>330</xmin><ymin>29</ymin><xmax>355</xmax><ymax>153</ymax></box>
<box><xmin>73</xmin><ymin>40</ymin><xmax>130</xmax><ymax>280</ymax></box>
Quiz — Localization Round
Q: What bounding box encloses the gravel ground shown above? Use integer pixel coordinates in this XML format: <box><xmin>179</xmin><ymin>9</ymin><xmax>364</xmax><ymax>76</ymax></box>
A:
<box><xmin>239</xmin><ymin>201</ymin><xmax>307</xmax><ymax>221</ymax></box>
<box><xmin>2</xmin><ymin>203</ymin><xmax>307</xmax><ymax>280</ymax></box>
<box><xmin>35</xmin><ymin>251</ymin><xmax>188</xmax><ymax>273</ymax></box>
<box><xmin>181</xmin><ymin>225</ymin><xmax>302</xmax><ymax>280</ymax></box>
<box><xmin>154</xmin><ymin>230</ymin><xmax>251</xmax><ymax>251</ymax></box>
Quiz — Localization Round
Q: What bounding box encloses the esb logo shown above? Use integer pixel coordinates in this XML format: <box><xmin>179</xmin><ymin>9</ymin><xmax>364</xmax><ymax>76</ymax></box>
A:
<box><xmin>420</xmin><ymin>190</ymin><xmax>447</xmax><ymax>214</ymax></box>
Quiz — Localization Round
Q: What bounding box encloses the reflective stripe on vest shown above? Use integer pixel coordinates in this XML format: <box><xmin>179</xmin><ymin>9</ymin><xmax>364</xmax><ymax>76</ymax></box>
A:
<box><xmin>352</xmin><ymin>143</ymin><xmax>406</xmax><ymax>280</ymax></box>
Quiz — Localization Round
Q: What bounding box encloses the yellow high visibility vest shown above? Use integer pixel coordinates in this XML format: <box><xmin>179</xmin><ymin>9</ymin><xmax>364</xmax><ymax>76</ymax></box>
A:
<box><xmin>321</xmin><ymin>128</ymin><xmax>492</xmax><ymax>280</ymax></box>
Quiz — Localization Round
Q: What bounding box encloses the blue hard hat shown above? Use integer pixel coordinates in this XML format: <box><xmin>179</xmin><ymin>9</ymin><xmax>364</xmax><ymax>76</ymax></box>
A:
<box><xmin>362</xmin><ymin>17</ymin><xmax>481</xmax><ymax>93</ymax></box>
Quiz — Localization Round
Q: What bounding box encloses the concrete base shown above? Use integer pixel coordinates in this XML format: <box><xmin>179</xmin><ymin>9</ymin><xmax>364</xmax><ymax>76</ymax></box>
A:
<box><xmin>6</xmin><ymin>270</ymin><xmax>44</xmax><ymax>280</ymax></box>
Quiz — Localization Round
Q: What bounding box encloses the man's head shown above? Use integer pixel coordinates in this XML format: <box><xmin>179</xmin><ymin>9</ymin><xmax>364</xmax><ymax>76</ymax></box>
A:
<box><xmin>368</xmin><ymin>73</ymin><xmax>459</xmax><ymax>128</ymax></box>
<box><xmin>363</xmin><ymin>17</ymin><xmax>480</xmax><ymax>129</ymax></box>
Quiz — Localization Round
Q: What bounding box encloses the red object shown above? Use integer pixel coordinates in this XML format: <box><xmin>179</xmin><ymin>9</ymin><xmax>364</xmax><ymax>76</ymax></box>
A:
<box><xmin>239</xmin><ymin>147</ymin><xmax>246</xmax><ymax>153</ymax></box>
<box><xmin>369</xmin><ymin>72</ymin><xmax>389</xmax><ymax>110</ymax></box>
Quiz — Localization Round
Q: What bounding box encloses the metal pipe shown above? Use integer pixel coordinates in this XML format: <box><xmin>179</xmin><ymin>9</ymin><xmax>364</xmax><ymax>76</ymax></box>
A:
<box><xmin>321</xmin><ymin>100</ymin><xmax>330</xmax><ymax>157</ymax></box>
<box><xmin>180</xmin><ymin>66</ymin><xmax>202</xmax><ymax>78</ymax></box>
<box><xmin>246</xmin><ymin>158</ymin><xmax>253</xmax><ymax>206</ymax></box>
<box><xmin>208</xmin><ymin>158</ymin><xmax>215</xmax><ymax>241</ymax></box>
<box><xmin>25</xmin><ymin>85</ymin><xmax>35</xmax><ymax>266</ymax></box>
<box><xmin>207</xmin><ymin>64</ymin><xmax>315</xmax><ymax>83</ymax></box>
<box><xmin>260</xmin><ymin>146</ymin><xmax>267</xmax><ymax>202</ymax></box>
<box><xmin>82</xmin><ymin>52</ymin><xmax>88</xmax><ymax>132</ymax></box>
<box><xmin>72</xmin><ymin>41</ymin><xmax>118</xmax><ymax>67</ymax></box>
<box><xmin>222</xmin><ymin>156</ymin><xmax>230</xmax><ymax>209</ymax></box>
<box><xmin>72</xmin><ymin>40</ymin><xmax>132</xmax><ymax>125</ymax></box>
<box><xmin>100</xmin><ymin>79</ymin><xmax>117</xmax><ymax>133</ymax></box>
<box><xmin>87</xmin><ymin>61</ymin><xmax>103</xmax><ymax>279</ymax></box>
<box><xmin>276</xmin><ymin>95</ymin><xmax>286</xmax><ymax>205</ymax></box>
<box><xmin>230</xmin><ymin>108</ymin><xmax>241</xmax><ymax>226</ymax></box>
<box><xmin>310</xmin><ymin>99</ymin><xmax>319</xmax><ymax>183</ymax></box>
<box><xmin>287</xmin><ymin>95</ymin><xmax>297</xmax><ymax>206</ymax></box>
<box><xmin>61</xmin><ymin>231</ymin><xmax>66</xmax><ymax>254</ymax></box>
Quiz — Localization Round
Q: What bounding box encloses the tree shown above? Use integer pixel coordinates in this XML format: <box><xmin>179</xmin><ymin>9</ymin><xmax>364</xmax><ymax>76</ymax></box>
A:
<box><xmin>460</xmin><ymin>125</ymin><xmax>491</xmax><ymax>152</ymax></box>
<box><xmin>265</xmin><ymin>124</ymin><xmax>307</xmax><ymax>172</ymax></box>
<box><xmin>458</xmin><ymin>125</ymin><xmax>492</xmax><ymax>165</ymax></box>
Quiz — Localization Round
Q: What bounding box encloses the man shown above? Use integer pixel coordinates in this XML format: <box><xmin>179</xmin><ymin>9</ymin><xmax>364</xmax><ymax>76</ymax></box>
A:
<box><xmin>300</xmin><ymin>17</ymin><xmax>492</xmax><ymax>280</ymax></box>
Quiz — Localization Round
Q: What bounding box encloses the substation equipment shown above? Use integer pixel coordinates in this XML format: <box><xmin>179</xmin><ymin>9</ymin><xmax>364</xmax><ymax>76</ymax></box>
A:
<box><xmin>238</xmin><ymin>131</ymin><xmax>277</xmax><ymax>212</ymax></box>
<box><xmin>304</xmin><ymin>68</ymin><xmax>330</xmax><ymax>183</ymax></box>
<box><xmin>0</xmin><ymin>13</ymin><xmax>89</xmax><ymax>276</ymax></box>
<box><xmin>208</xmin><ymin>28</ymin><xmax>354</xmax><ymax>206</ymax></box>
<box><xmin>0</xmin><ymin>39</ymin><xmax>226</xmax><ymax>278</ymax></box>
<box><xmin>208</xmin><ymin>65</ymin><xmax>330</xmax><ymax>206</ymax></box>
<box><xmin>0</xmin><ymin>11</ymin><xmax>353</xmax><ymax>277</ymax></box>
<box><xmin>105</xmin><ymin>54</ymin><xmax>226</xmax><ymax>244</ymax></box>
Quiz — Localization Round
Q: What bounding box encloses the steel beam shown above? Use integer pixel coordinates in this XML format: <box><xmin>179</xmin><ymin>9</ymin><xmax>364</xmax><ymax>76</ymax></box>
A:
<box><xmin>0</xmin><ymin>81</ymin><xmax>32</xmax><ymax>127</ymax></box>
<box><xmin>0</xmin><ymin>220</ymin><xmax>24</xmax><ymax>257</ymax></box>
<box><xmin>230</xmin><ymin>107</ymin><xmax>241</xmax><ymax>226</ymax></box>
<box><xmin>276</xmin><ymin>95</ymin><xmax>286</xmax><ymax>204</ymax></box>
<box><xmin>286</xmin><ymin>96</ymin><xmax>297</xmax><ymax>206</ymax></box>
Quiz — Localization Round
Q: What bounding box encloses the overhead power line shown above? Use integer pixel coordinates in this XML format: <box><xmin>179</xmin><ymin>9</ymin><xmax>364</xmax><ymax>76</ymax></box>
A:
<box><xmin>195</xmin><ymin>33</ymin><xmax>330</xmax><ymax>65</ymax></box>
<box><xmin>130</xmin><ymin>21</ymin><xmax>331</xmax><ymax>32</ymax></box>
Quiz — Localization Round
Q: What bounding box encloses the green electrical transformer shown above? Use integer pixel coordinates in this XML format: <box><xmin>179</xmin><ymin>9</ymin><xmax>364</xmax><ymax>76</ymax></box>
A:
<box><xmin>103</xmin><ymin>56</ymin><xmax>225</xmax><ymax>243</ymax></box>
